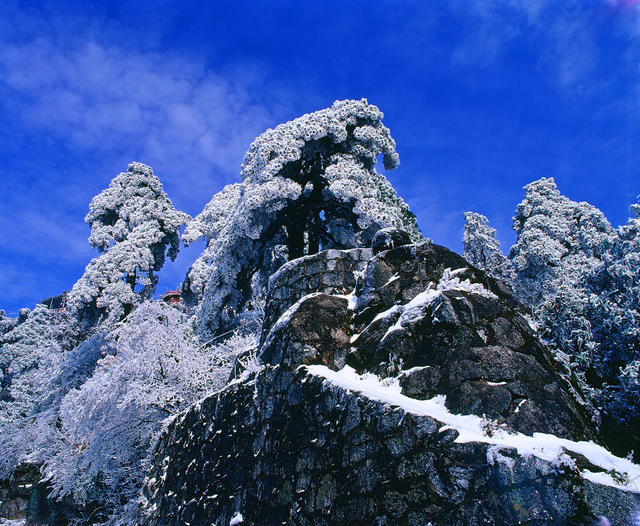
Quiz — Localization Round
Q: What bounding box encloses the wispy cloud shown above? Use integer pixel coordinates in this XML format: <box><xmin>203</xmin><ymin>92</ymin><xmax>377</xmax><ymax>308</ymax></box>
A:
<box><xmin>0</xmin><ymin>37</ymin><xmax>283</xmax><ymax>201</ymax></box>
<box><xmin>0</xmin><ymin>4</ymin><xmax>295</xmax><ymax>311</ymax></box>
<box><xmin>450</xmin><ymin>0</ymin><xmax>640</xmax><ymax>92</ymax></box>
<box><xmin>0</xmin><ymin>3</ymin><xmax>296</xmax><ymax>210</ymax></box>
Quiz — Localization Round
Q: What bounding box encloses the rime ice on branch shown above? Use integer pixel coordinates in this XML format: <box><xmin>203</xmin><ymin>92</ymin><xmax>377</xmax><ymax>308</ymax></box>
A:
<box><xmin>181</xmin><ymin>183</ymin><xmax>243</xmax><ymax>302</ymax></box>
<box><xmin>43</xmin><ymin>301</ymin><xmax>253</xmax><ymax>512</ymax></box>
<box><xmin>193</xmin><ymin>99</ymin><xmax>421</xmax><ymax>337</ymax></box>
<box><xmin>68</xmin><ymin>162</ymin><xmax>190</xmax><ymax>324</ymax></box>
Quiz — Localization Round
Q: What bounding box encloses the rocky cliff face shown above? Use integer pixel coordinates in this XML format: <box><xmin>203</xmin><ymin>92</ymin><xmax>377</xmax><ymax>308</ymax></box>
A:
<box><xmin>348</xmin><ymin>241</ymin><xmax>594</xmax><ymax>441</ymax></box>
<box><xmin>143</xmin><ymin>239</ymin><xmax>640</xmax><ymax>525</ymax></box>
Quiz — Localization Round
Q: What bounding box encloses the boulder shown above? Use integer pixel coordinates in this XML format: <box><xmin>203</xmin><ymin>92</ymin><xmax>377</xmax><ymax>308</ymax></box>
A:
<box><xmin>350</xmin><ymin>281</ymin><xmax>594</xmax><ymax>440</ymax></box>
<box><xmin>257</xmin><ymin>242</ymin><xmax>595</xmax><ymax>440</ymax></box>
<box><xmin>370</xmin><ymin>227</ymin><xmax>412</xmax><ymax>255</ymax></box>
<box><xmin>261</xmin><ymin>248</ymin><xmax>370</xmax><ymax>344</ymax></box>
<box><xmin>353</xmin><ymin>240</ymin><xmax>517</xmax><ymax>328</ymax></box>
<box><xmin>260</xmin><ymin>293</ymin><xmax>350</xmax><ymax>370</ymax></box>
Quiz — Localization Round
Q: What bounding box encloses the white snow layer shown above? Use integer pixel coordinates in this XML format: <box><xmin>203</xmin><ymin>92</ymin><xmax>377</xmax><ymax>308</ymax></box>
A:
<box><xmin>377</xmin><ymin>270</ymin><xmax>498</xmax><ymax>342</ymax></box>
<box><xmin>305</xmin><ymin>365</ymin><xmax>640</xmax><ymax>493</ymax></box>
<box><xmin>229</xmin><ymin>512</ymin><xmax>244</xmax><ymax>525</ymax></box>
<box><xmin>437</xmin><ymin>267</ymin><xmax>498</xmax><ymax>299</ymax></box>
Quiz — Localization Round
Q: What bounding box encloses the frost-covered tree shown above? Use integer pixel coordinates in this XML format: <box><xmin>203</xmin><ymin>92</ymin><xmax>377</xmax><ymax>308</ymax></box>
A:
<box><xmin>506</xmin><ymin>180</ymin><xmax>626</xmax><ymax>405</ymax></box>
<box><xmin>509</xmin><ymin>177</ymin><xmax>616</xmax><ymax>306</ymax></box>
<box><xmin>0</xmin><ymin>309</ymin><xmax>21</xmax><ymax>403</ymax></box>
<box><xmin>585</xmin><ymin>195</ymin><xmax>640</xmax><ymax>453</ymax></box>
<box><xmin>68</xmin><ymin>162</ymin><xmax>189</xmax><ymax>324</ymax></box>
<box><xmin>181</xmin><ymin>183</ymin><xmax>242</xmax><ymax>304</ymax></box>
<box><xmin>196</xmin><ymin>99</ymin><xmax>421</xmax><ymax>336</ymax></box>
<box><xmin>0</xmin><ymin>305</ymin><xmax>81</xmax><ymax>478</ymax></box>
<box><xmin>462</xmin><ymin>212</ymin><xmax>514</xmax><ymax>287</ymax></box>
<box><xmin>609</xmin><ymin>359</ymin><xmax>639</xmax><ymax>433</ymax></box>
<box><xmin>45</xmin><ymin>301</ymin><xmax>256</xmax><ymax>522</ymax></box>
<box><xmin>0</xmin><ymin>309</ymin><xmax>19</xmax><ymax>338</ymax></box>
<box><xmin>463</xmin><ymin>180</ymin><xmax>639</xmax><ymax>458</ymax></box>
<box><xmin>598</xmin><ymin>193</ymin><xmax>640</xmax><ymax>368</ymax></box>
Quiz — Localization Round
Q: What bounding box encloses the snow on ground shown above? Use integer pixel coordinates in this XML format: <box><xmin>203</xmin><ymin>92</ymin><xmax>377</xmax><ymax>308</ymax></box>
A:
<box><xmin>229</xmin><ymin>511</ymin><xmax>244</xmax><ymax>525</ymax></box>
<box><xmin>0</xmin><ymin>519</ymin><xmax>26</xmax><ymax>526</ymax></box>
<box><xmin>376</xmin><ymin>270</ymin><xmax>498</xmax><ymax>342</ymax></box>
<box><xmin>382</xmin><ymin>289</ymin><xmax>441</xmax><ymax>340</ymax></box>
<box><xmin>437</xmin><ymin>267</ymin><xmax>497</xmax><ymax>299</ymax></box>
<box><xmin>336</xmin><ymin>290</ymin><xmax>358</xmax><ymax>311</ymax></box>
<box><xmin>350</xmin><ymin>272</ymin><xmax>499</xmax><ymax>345</ymax></box>
<box><xmin>305</xmin><ymin>364</ymin><xmax>640</xmax><ymax>493</ymax></box>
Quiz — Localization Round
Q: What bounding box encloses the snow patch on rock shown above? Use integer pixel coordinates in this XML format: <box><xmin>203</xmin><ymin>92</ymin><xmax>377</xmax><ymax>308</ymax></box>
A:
<box><xmin>305</xmin><ymin>364</ymin><xmax>640</xmax><ymax>493</ymax></box>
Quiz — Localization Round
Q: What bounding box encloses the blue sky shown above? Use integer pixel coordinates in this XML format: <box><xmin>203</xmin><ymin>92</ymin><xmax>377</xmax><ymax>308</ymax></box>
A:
<box><xmin>1</xmin><ymin>0</ymin><xmax>639</xmax><ymax>315</ymax></box>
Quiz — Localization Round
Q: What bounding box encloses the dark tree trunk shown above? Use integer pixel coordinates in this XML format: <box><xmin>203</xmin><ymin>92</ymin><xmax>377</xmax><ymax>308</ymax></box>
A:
<box><xmin>287</xmin><ymin>220</ymin><xmax>305</xmax><ymax>260</ymax></box>
<box><xmin>286</xmin><ymin>174</ymin><xmax>326</xmax><ymax>260</ymax></box>
<box><xmin>122</xmin><ymin>269</ymin><xmax>137</xmax><ymax>319</ymax></box>
<box><xmin>308</xmin><ymin>211</ymin><xmax>320</xmax><ymax>255</ymax></box>
<box><xmin>308</xmin><ymin>231</ymin><xmax>319</xmax><ymax>256</ymax></box>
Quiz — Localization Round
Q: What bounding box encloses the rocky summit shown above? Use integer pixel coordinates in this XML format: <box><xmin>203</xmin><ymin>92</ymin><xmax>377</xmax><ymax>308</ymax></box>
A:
<box><xmin>143</xmin><ymin>238</ymin><xmax>640</xmax><ymax>525</ymax></box>
<box><xmin>3</xmin><ymin>95</ymin><xmax>639</xmax><ymax>526</ymax></box>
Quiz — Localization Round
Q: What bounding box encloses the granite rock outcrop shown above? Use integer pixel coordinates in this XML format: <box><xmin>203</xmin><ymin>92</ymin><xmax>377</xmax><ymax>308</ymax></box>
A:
<box><xmin>144</xmin><ymin>239</ymin><xmax>640</xmax><ymax>525</ymax></box>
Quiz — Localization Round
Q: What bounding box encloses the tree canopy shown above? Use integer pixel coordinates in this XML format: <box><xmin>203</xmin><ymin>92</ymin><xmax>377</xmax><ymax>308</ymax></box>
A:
<box><xmin>68</xmin><ymin>162</ymin><xmax>189</xmax><ymax>324</ymax></box>
<box><xmin>181</xmin><ymin>182</ymin><xmax>243</xmax><ymax>303</ymax></box>
<box><xmin>463</xmin><ymin>211</ymin><xmax>513</xmax><ymax>288</ymax></box>
<box><xmin>190</xmin><ymin>99</ymin><xmax>420</xmax><ymax>337</ymax></box>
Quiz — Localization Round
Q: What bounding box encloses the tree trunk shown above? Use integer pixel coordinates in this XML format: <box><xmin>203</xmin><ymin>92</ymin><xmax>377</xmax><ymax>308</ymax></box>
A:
<box><xmin>308</xmin><ymin>211</ymin><xmax>320</xmax><ymax>255</ymax></box>
<box><xmin>126</xmin><ymin>269</ymin><xmax>137</xmax><ymax>291</ymax></box>
<box><xmin>123</xmin><ymin>269</ymin><xmax>137</xmax><ymax>319</ymax></box>
<box><xmin>287</xmin><ymin>220</ymin><xmax>305</xmax><ymax>260</ymax></box>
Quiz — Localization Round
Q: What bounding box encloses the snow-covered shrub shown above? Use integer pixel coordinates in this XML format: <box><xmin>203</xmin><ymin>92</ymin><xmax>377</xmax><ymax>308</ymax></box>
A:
<box><xmin>462</xmin><ymin>212</ymin><xmax>514</xmax><ymax>287</ymax></box>
<box><xmin>195</xmin><ymin>99</ymin><xmax>421</xmax><ymax>337</ymax></box>
<box><xmin>68</xmin><ymin>162</ymin><xmax>189</xmax><ymax>325</ymax></box>
<box><xmin>0</xmin><ymin>305</ymin><xmax>81</xmax><ymax>478</ymax></box>
<box><xmin>45</xmin><ymin>301</ymin><xmax>255</xmax><ymax>521</ymax></box>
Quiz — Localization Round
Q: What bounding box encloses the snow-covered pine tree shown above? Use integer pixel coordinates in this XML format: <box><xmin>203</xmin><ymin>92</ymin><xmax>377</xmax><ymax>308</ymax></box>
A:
<box><xmin>181</xmin><ymin>183</ymin><xmax>242</xmax><ymax>305</ymax></box>
<box><xmin>598</xmin><ymin>193</ymin><xmax>640</xmax><ymax>371</ymax></box>
<box><xmin>462</xmin><ymin>212</ymin><xmax>514</xmax><ymax>287</ymax></box>
<box><xmin>68</xmin><ymin>162</ymin><xmax>190</xmax><ymax>324</ymax></box>
<box><xmin>506</xmin><ymin>179</ymin><xmax>621</xmax><ymax>412</ymax></box>
<box><xmin>586</xmin><ymin>194</ymin><xmax>640</xmax><ymax>455</ymax></box>
<box><xmin>509</xmin><ymin>177</ymin><xmax>616</xmax><ymax>307</ymax></box>
<box><xmin>195</xmin><ymin>99</ymin><xmax>421</xmax><ymax>337</ymax></box>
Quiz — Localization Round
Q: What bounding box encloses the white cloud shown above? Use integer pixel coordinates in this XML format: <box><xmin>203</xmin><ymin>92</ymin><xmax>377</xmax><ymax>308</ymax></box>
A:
<box><xmin>450</xmin><ymin>0</ymin><xmax>639</xmax><ymax>92</ymax></box>
<box><xmin>0</xmin><ymin>34</ymin><xmax>287</xmax><ymax>207</ymax></box>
